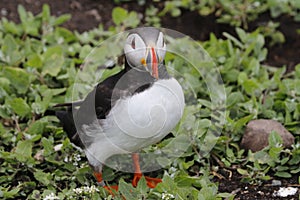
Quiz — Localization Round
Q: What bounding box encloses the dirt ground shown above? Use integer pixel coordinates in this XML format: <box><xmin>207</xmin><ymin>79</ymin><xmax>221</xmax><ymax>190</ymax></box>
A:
<box><xmin>1</xmin><ymin>1</ymin><xmax>299</xmax><ymax>199</ymax></box>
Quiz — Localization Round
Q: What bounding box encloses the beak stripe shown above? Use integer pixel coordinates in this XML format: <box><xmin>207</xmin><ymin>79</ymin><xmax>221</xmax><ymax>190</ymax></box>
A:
<box><xmin>151</xmin><ymin>47</ymin><xmax>158</xmax><ymax>79</ymax></box>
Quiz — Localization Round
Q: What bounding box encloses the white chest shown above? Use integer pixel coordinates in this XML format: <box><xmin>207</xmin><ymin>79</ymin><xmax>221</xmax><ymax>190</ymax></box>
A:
<box><xmin>85</xmin><ymin>78</ymin><xmax>185</xmax><ymax>165</ymax></box>
<box><xmin>106</xmin><ymin>78</ymin><xmax>185</xmax><ymax>139</ymax></box>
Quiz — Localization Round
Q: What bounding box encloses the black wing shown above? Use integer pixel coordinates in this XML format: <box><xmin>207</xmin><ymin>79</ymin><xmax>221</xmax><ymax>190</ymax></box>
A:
<box><xmin>55</xmin><ymin>66</ymin><xmax>128</xmax><ymax>148</ymax></box>
<box><xmin>55</xmin><ymin>59</ymin><xmax>156</xmax><ymax>147</ymax></box>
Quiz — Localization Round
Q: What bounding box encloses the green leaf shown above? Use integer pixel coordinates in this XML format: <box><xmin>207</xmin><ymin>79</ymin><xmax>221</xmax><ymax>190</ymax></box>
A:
<box><xmin>18</xmin><ymin>5</ymin><xmax>40</xmax><ymax>36</ymax></box>
<box><xmin>0</xmin><ymin>123</ymin><xmax>5</xmax><ymax>134</ymax></box>
<box><xmin>1</xmin><ymin>18</ymin><xmax>22</xmax><ymax>36</ymax></box>
<box><xmin>261</xmin><ymin>175</ymin><xmax>272</xmax><ymax>181</ymax></box>
<box><xmin>269</xmin><ymin>146</ymin><xmax>282</xmax><ymax>160</ymax></box>
<box><xmin>6</xmin><ymin>98</ymin><xmax>31</xmax><ymax>117</ymax></box>
<box><xmin>3</xmin><ymin>67</ymin><xmax>31</xmax><ymax>94</ymax></box>
<box><xmin>289</xmin><ymin>154</ymin><xmax>300</xmax><ymax>165</ymax></box>
<box><xmin>199</xmin><ymin>185</ymin><xmax>218</xmax><ymax>200</ymax></box>
<box><xmin>53</xmin><ymin>14</ymin><xmax>72</xmax><ymax>26</ymax></box>
<box><xmin>226</xmin><ymin>92</ymin><xmax>244</xmax><ymax>107</ymax></box>
<box><xmin>34</xmin><ymin>170</ymin><xmax>51</xmax><ymax>186</ymax></box>
<box><xmin>226</xmin><ymin>147</ymin><xmax>234</xmax><ymax>158</ymax></box>
<box><xmin>290</xmin><ymin>168</ymin><xmax>300</xmax><ymax>174</ymax></box>
<box><xmin>249</xmin><ymin>151</ymin><xmax>271</xmax><ymax>164</ymax></box>
<box><xmin>295</xmin><ymin>64</ymin><xmax>300</xmax><ymax>78</ymax></box>
<box><xmin>1</xmin><ymin>186</ymin><xmax>20</xmax><ymax>199</ymax></box>
<box><xmin>55</xmin><ymin>27</ymin><xmax>76</xmax><ymax>43</ymax></box>
<box><xmin>112</xmin><ymin>7</ymin><xmax>128</xmax><ymax>25</ymax></box>
<box><xmin>41</xmin><ymin>4</ymin><xmax>50</xmax><ymax>22</ymax></box>
<box><xmin>119</xmin><ymin>179</ymin><xmax>138</xmax><ymax>199</ymax></box>
<box><xmin>41</xmin><ymin>137</ymin><xmax>53</xmax><ymax>156</ymax></box>
<box><xmin>27</xmin><ymin>120</ymin><xmax>46</xmax><ymax>135</ymax></box>
<box><xmin>223</xmin><ymin>32</ymin><xmax>244</xmax><ymax>49</ymax></box>
<box><xmin>31</xmin><ymin>93</ymin><xmax>52</xmax><ymax>115</ymax></box>
<box><xmin>1</xmin><ymin>34</ymin><xmax>23</xmax><ymax>65</ymax></box>
<box><xmin>136</xmin><ymin>176</ymin><xmax>148</xmax><ymax>195</ymax></box>
<box><xmin>243</xmin><ymin>79</ymin><xmax>261</xmax><ymax>95</ymax></box>
<box><xmin>171</xmin><ymin>8</ymin><xmax>181</xmax><ymax>17</ymax></box>
<box><xmin>156</xmin><ymin>174</ymin><xmax>177</xmax><ymax>191</ymax></box>
<box><xmin>236</xmin><ymin>27</ymin><xmax>247</xmax><ymax>43</ymax></box>
<box><xmin>124</xmin><ymin>11</ymin><xmax>140</xmax><ymax>28</ymax></box>
<box><xmin>17</xmin><ymin>5</ymin><xmax>27</xmax><ymax>25</ymax></box>
<box><xmin>42</xmin><ymin>46</ymin><xmax>64</xmax><ymax>76</ymax></box>
<box><xmin>26</xmin><ymin>53</ymin><xmax>43</xmax><ymax>69</ymax></box>
<box><xmin>2</xmin><ymin>34</ymin><xmax>18</xmax><ymax>56</ymax></box>
<box><xmin>0</xmin><ymin>77</ymin><xmax>11</xmax><ymax>94</ymax></box>
<box><xmin>233</xmin><ymin>114</ymin><xmax>254</xmax><ymax>131</ymax></box>
<box><xmin>237</xmin><ymin>168</ymin><xmax>249</xmax><ymax>175</ymax></box>
<box><xmin>268</xmin><ymin>131</ymin><xmax>283</xmax><ymax>147</ymax></box>
<box><xmin>274</xmin><ymin>171</ymin><xmax>291</xmax><ymax>178</ymax></box>
<box><xmin>15</xmin><ymin>140</ymin><xmax>33</xmax><ymax>162</ymax></box>
<box><xmin>276</xmin><ymin>165</ymin><xmax>289</xmax><ymax>171</ymax></box>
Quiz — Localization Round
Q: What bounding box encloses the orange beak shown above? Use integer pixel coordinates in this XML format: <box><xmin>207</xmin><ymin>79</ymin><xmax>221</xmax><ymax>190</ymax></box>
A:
<box><xmin>146</xmin><ymin>47</ymin><xmax>159</xmax><ymax>79</ymax></box>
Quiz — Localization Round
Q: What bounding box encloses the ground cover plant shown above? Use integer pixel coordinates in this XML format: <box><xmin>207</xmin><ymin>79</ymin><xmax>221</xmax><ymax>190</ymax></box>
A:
<box><xmin>0</xmin><ymin>1</ymin><xmax>299</xmax><ymax>199</ymax></box>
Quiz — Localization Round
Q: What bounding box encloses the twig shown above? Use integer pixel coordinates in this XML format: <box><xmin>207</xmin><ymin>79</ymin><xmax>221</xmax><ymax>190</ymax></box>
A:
<box><xmin>211</xmin><ymin>153</ymin><xmax>225</xmax><ymax>168</ymax></box>
<box><xmin>211</xmin><ymin>171</ymin><xmax>225</xmax><ymax>180</ymax></box>
<box><xmin>228</xmin><ymin>188</ymin><xmax>241</xmax><ymax>199</ymax></box>
<box><xmin>223</xmin><ymin>168</ymin><xmax>233</xmax><ymax>180</ymax></box>
<box><xmin>12</xmin><ymin>115</ymin><xmax>21</xmax><ymax>132</ymax></box>
<box><xmin>192</xmin><ymin>144</ymin><xmax>202</xmax><ymax>161</ymax></box>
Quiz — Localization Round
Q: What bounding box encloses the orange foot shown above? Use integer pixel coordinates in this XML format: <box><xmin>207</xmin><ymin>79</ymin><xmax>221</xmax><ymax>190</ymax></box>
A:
<box><xmin>103</xmin><ymin>185</ymin><xmax>118</xmax><ymax>195</ymax></box>
<box><xmin>132</xmin><ymin>173</ymin><xmax>162</xmax><ymax>188</ymax></box>
<box><xmin>94</xmin><ymin>171</ymin><xmax>118</xmax><ymax>195</ymax></box>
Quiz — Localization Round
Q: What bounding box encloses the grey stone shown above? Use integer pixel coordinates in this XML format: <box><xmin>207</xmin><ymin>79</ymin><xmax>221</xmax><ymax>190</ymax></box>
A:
<box><xmin>240</xmin><ymin>119</ymin><xmax>295</xmax><ymax>152</ymax></box>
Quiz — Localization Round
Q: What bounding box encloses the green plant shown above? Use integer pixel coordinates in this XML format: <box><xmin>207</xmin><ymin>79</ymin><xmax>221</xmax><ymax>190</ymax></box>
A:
<box><xmin>148</xmin><ymin>0</ymin><xmax>298</xmax><ymax>48</ymax></box>
<box><xmin>158</xmin><ymin>0</ymin><xmax>300</xmax><ymax>27</ymax></box>
<box><xmin>257</xmin><ymin>21</ymin><xmax>285</xmax><ymax>46</ymax></box>
<box><xmin>0</xmin><ymin>4</ymin><xmax>299</xmax><ymax>199</ymax></box>
<box><xmin>111</xmin><ymin>7</ymin><xmax>140</xmax><ymax>30</ymax></box>
<box><xmin>267</xmin><ymin>0</ymin><xmax>300</xmax><ymax>21</ymax></box>
<box><xmin>237</xmin><ymin>132</ymin><xmax>300</xmax><ymax>183</ymax></box>
<box><xmin>204</xmin><ymin>28</ymin><xmax>299</xmax><ymax>184</ymax></box>
<box><xmin>145</xmin><ymin>5</ymin><xmax>161</xmax><ymax>27</ymax></box>
<box><xmin>0</xmin><ymin>5</ymin><xmax>229</xmax><ymax>199</ymax></box>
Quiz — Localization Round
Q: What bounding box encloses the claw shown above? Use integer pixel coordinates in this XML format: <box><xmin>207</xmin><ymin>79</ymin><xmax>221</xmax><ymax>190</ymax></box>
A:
<box><xmin>132</xmin><ymin>173</ymin><xmax>162</xmax><ymax>188</ymax></box>
<box><xmin>94</xmin><ymin>171</ymin><xmax>118</xmax><ymax>195</ymax></box>
<box><xmin>103</xmin><ymin>185</ymin><xmax>118</xmax><ymax>196</ymax></box>
<box><xmin>131</xmin><ymin>153</ymin><xmax>162</xmax><ymax>188</ymax></box>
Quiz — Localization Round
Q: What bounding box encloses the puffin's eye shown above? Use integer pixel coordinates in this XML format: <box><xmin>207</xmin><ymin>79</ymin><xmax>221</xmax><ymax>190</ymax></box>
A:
<box><xmin>131</xmin><ymin>38</ymin><xmax>136</xmax><ymax>49</ymax></box>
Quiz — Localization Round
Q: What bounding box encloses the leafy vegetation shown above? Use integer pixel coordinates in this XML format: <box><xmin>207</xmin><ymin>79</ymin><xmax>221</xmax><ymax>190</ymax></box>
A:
<box><xmin>0</xmin><ymin>3</ymin><xmax>299</xmax><ymax>200</ymax></box>
<box><xmin>157</xmin><ymin>0</ymin><xmax>300</xmax><ymax>27</ymax></box>
<box><xmin>140</xmin><ymin>0</ymin><xmax>298</xmax><ymax>46</ymax></box>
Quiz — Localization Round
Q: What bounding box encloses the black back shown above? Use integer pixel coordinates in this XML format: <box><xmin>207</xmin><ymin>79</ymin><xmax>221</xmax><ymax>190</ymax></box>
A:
<box><xmin>56</xmin><ymin>58</ymin><xmax>170</xmax><ymax>148</ymax></box>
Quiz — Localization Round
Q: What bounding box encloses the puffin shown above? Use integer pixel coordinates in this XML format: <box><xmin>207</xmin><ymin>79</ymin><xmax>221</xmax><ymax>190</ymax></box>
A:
<box><xmin>55</xmin><ymin>27</ymin><xmax>185</xmax><ymax>190</ymax></box>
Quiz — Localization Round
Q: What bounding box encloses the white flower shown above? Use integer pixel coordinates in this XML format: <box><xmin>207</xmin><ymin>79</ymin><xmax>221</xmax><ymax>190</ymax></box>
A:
<box><xmin>64</xmin><ymin>156</ymin><xmax>69</xmax><ymax>163</ymax></box>
<box><xmin>71</xmin><ymin>153</ymin><xmax>82</xmax><ymax>166</ymax></box>
<box><xmin>54</xmin><ymin>144</ymin><xmax>63</xmax><ymax>152</ymax></box>
<box><xmin>74</xmin><ymin>153</ymin><xmax>82</xmax><ymax>161</ymax></box>
<box><xmin>73</xmin><ymin>187</ymin><xmax>83</xmax><ymax>194</ymax></box>
<box><xmin>44</xmin><ymin>192</ymin><xmax>60</xmax><ymax>200</ymax></box>
<box><xmin>73</xmin><ymin>185</ymin><xmax>99</xmax><ymax>195</ymax></box>
<box><xmin>162</xmin><ymin>192</ymin><xmax>175</xmax><ymax>200</ymax></box>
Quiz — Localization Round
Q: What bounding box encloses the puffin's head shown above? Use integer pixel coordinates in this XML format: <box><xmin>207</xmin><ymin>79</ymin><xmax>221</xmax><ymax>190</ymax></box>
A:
<box><xmin>124</xmin><ymin>27</ymin><xmax>166</xmax><ymax>79</ymax></box>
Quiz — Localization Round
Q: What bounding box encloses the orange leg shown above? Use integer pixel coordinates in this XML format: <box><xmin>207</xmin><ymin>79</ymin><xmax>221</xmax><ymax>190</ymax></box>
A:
<box><xmin>131</xmin><ymin>153</ymin><xmax>162</xmax><ymax>188</ymax></box>
<box><xmin>94</xmin><ymin>172</ymin><xmax>118</xmax><ymax>195</ymax></box>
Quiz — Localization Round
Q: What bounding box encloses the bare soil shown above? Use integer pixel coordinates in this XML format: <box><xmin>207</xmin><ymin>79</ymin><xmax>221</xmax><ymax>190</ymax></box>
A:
<box><xmin>1</xmin><ymin>1</ymin><xmax>299</xmax><ymax>199</ymax></box>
